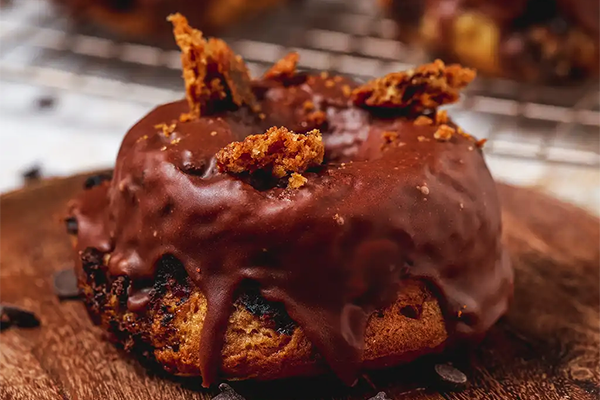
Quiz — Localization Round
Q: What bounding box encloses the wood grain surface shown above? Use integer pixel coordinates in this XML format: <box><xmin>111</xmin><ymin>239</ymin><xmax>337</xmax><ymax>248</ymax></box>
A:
<box><xmin>1</xmin><ymin>173</ymin><xmax>598</xmax><ymax>400</ymax></box>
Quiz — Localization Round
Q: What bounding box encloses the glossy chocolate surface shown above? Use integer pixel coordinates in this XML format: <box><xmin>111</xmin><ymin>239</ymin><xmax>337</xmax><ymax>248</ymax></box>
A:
<box><xmin>70</xmin><ymin>72</ymin><xmax>513</xmax><ymax>386</ymax></box>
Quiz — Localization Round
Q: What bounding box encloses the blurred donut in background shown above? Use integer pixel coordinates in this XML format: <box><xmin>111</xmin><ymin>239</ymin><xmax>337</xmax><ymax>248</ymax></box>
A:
<box><xmin>52</xmin><ymin>0</ymin><xmax>286</xmax><ymax>40</ymax></box>
<box><xmin>381</xmin><ymin>0</ymin><xmax>599</xmax><ymax>84</ymax></box>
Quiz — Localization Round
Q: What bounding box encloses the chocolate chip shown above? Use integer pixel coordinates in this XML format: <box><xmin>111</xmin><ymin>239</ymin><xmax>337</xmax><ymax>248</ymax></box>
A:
<box><xmin>65</xmin><ymin>217</ymin><xmax>78</xmax><ymax>235</ymax></box>
<box><xmin>0</xmin><ymin>304</ymin><xmax>40</xmax><ymax>329</ymax></box>
<box><xmin>367</xmin><ymin>392</ymin><xmax>391</xmax><ymax>400</ymax></box>
<box><xmin>434</xmin><ymin>363</ymin><xmax>467</xmax><ymax>389</ymax></box>
<box><xmin>84</xmin><ymin>173</ymin><xmax>112</xmax><ymax>189</ymax></box>
<box><xmin>35</xmin><ymin>95</ymin><xmax>56</xmax><ymax>110</ymax></box>
<box><xmin>53</xmin><ymin>269</ymin><xmax>81</xmax><ymax>300</ymax></box>
<box><xmin>21</xmin><ymin>165</ymin><xmax>42</xmax><ymax>184</ymax></box>
<box><xmin>214</xmin><ymin>383</ymin><xmax>245</xmax><ymax>400</ymax></box>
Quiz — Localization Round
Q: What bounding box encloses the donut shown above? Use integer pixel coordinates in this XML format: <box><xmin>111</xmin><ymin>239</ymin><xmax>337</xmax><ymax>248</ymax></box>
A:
<box><xmin>51</xmin><ymin>0</ymin><xmax>285</xmax><ymax>39</ymax></box>
<box><xmin>380</xmin><ymin>0</ymin><xmax>599</xmax><ymax>83</ymax></box>
<box><xmin>67</xmin><ymin>14</ymin><xmax>513</xmax><ymax>386</ymax></box>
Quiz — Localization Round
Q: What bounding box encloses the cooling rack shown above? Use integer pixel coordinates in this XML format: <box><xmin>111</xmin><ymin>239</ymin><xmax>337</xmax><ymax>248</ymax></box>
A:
<box><xmin>0</xmin><ymin>0</ymin><xmax>599</xmax><ymax>170</ymax></box>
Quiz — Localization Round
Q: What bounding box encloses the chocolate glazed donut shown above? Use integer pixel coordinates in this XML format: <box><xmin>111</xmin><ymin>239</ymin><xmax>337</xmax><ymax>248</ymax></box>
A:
<box><xmin>51</xmin><ymin>0</ymin><xmax>285</xmax><ymax>39</ymax></box>
<box><xmin>68</xmin><ymin>14</ymin><xmax>513</xmax><ymax>387</ymax></box>
<box><xmin>382</xmin><ymin>0</ymin><xmax>599</xmax><ymax>83</ymax></box>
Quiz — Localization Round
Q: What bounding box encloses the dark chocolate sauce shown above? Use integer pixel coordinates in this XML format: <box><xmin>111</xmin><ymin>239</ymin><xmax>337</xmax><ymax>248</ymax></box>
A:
<box><xmin>69</xmin><ymin>73</ymin><xmax>513</xmax><ymax>386</ymax></box>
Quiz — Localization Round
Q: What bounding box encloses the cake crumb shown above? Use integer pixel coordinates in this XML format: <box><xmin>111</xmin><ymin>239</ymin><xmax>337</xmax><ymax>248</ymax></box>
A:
<box><xmin>307</xmin><ymin>110</ymin><xmax>327</xmax><ymax>127</ymax></box>
<box><xmin>216</xmin><ymin>127</ymin><xmax>324</xmax><ymax>179</ymax></box>
<box><xmin>263</xmin><ymin>52</ymin><xmax>299</xmax><ymax>81</ymax></box>
<box><xmin>211</xmin><ymin>131</ymin><xmax>218</xmax><ymax>136</ymax></box>
<box><xmin>382</xmin><ymin>131</ymin><xmax>399</xmax><ymax>145</ymax></box>
<box><xmin>414</xmin><ymin>116</ymin><xmax>433</xmax><ymax>126</ymax></box>
<box><xmin>155</xmin><ymin>123</ymin><xmax>176</xmax><ymax>137</ymax></box>
<box><xmin>325</xmin><ymin>80</ymin><xmax>336</xmax><ymax>88</ymax></box>
<box><xmin>342</xmin><ymin>85</ymin><xmax>352</xmax><ymax>97</ymax></box>
<box><xmin>418</xmin><ymin>185</ymin><xmax>430</xmax><ymax>195</ymax></box>
<box><xmin>433</xmin><ymin>125</ymin><xmax>455</xmax><ymax>141</ymax></box>
<box><xmin>435</xmin><ymin>110</ymin><xmax>449</xmax><ymax>125</ymax></box>
<box><xmin>171</xmin><ymin>138</ymin><xmax>181</xmax><ymax>145</ymax></box>
<box><xmin>168</xmin><ymin>13</ymin><xmax>259</xmax><ymax>120</ymax></box>
<box><xmin>288</xmin><ymin>172</ymin><xmax>308</xmax><ymax>189</ymax></box>
<box><xmin>333</xmin><ymin>213</ymin><xmax>345</xmax><ymax>225</ymax></box>
<box><xmin>417</xmin><ymin>136</ymin><xmax>428</xmax><ymax>142</ymax></box>
<box><xmin>303</xmin><ymin>100</ymin><xmax>315</xmax><ymax>111</ymax></box>
<box><xmin>352</xmin><ymin>60</ymin><xmax>475</xmax><ymax>114</ymax></box>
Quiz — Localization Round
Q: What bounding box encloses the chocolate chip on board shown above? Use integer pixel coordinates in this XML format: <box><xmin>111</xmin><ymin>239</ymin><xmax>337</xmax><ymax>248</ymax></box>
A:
<box><xmin>65</xmin><ymin>217</ymin><xmax>78</xmax><ymax>235</ymax></box>
<box><xmin>367</xmin><ymin>391</ymin><xmax>391</xmax><ymax>400</ymax></box>
<box><xmin>21</xmin><ymin>165</ymin><xmax>42</xmax><ymax>184</ymax></box>
<box><xmin>53</xmin><ymin>269</ymin><xmax>81</xmax><ymax>300</ymax></box>
<box><xmin>0</xmin><ymin>304</ymin><xmax>40</xmax><ymax>330</ymax></box>
<box><xmin>434</xmin><ymin>363</ymin><xmax>468</xmax><ymax>389</ymax></box>
<box><xmin>213</xmin><ymin>383</ymin><xmax>245</xmax><ymax>400</ymax></box>
<box><xmin>83</xmin><ymin>173</ymin><xmax>112</xmax><ymax>189</ymax></box>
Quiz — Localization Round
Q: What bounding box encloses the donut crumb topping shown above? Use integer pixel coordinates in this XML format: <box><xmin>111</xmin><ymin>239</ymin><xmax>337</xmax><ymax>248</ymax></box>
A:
<box><xmin>168</xmin><ymin>13</ymin><xmax>259</xmax><ymax>121</ymax></box>
<box><xmin>263</xmin><ymin>52</ymin><xmax>300</xmax><ymax>82</ymax></box>
<box><xmin>216</xmin><ymin>127</ymin><xmax>324</xmax><ymax>181</ymax></box>
<box><xmin>352</xmin><ymin>60</ymin><xmax>475</xmax><ymax>114</ymax></box>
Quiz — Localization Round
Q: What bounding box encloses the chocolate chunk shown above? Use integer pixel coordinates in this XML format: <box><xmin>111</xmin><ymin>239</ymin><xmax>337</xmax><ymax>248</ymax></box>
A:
<box><xmin>21</xmin><ymin>165</ymin><xmax>42</xmax><ymax>184</ymax></box>
<box><xmin>35</xmin><ymin>95</ymin><xmax>56</xmax><ymax>110</ymax></box>
<box><xmin>84</xmin><ymin>173</ymin><xmax>112</xmax><ymax>189</ymax></box>
<box><xmin>65</xmin><ymin>217</ymin><xmax>78</xmax><ymax>235</ymax></box>
<box><xmin>214</xmin><ymin>383</ymin><xmax>245</xmax><ymax>400</ymax></box>
<box><xmin>53</xmin><ymin>269</ymin><xmax>81</xmax><ymax>300</ymax></box>
<box><xmin>239</xmin><ymin>287</ymin><xmax>296</xmax><ymax>335</ymax></box>
<box><xmin>367</xmin><ymin>392</ymin><xmax>391</xmax><ymax>400</ymax></box>
<box><xmin>0</xmin><ymin>304</ymin><xmax>40</xmax><ymax>329</ymax></box>
<box><xmin>434</xmin><ymin>363</ymin><xmax>468</xmax><ymax>389</ymax></box>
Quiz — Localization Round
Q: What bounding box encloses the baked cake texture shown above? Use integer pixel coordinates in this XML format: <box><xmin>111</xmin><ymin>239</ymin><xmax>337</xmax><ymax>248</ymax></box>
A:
<box><xmin>67</xmin><ymin>13</ymin><xmax>513</xmax><ymax>387</ymax></box>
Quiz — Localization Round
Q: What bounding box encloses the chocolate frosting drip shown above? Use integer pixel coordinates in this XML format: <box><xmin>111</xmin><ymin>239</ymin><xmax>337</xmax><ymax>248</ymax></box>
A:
<box><xmin>71</xmin><ymin>73</ymin><xmax>513</xmax><ymax>386</ymax></box>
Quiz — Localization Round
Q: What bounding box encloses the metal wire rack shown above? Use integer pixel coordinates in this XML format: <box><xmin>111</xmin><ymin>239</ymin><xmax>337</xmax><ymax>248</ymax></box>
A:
<box><xmin>1</xmin><ymin>0</ymin><xmax>599</xmax><ymax>167</ymax></box>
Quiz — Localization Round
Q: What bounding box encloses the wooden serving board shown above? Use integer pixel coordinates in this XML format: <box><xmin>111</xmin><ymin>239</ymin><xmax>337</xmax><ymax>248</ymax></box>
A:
<box><xmin>1</xmin><ymin>173</ymin><xmax>598</xmax><ymax>400</ymax></box>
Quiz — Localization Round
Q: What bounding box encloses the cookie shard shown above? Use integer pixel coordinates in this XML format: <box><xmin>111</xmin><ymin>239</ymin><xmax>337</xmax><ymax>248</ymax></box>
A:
<box><xmin>216</xmin><ymin>127</ymin><xmax>324</xmax><ymax>179</ymax></box>
<box><xmin>352</xmin><ymin>60</ymin><xmax>475</xmax><ymax>114</ymax></box>
<box><xmin>168</xmin><ymin>13</ymin><xmax>259</xmax><ymax>120</ymax></box>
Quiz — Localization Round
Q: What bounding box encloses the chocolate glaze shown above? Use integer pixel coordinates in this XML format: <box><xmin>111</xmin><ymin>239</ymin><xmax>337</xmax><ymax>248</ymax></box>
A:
<box><xmin>70</xmin><ymin>73</ymin><xmax>513</xmax><ymax>386</ymax></box>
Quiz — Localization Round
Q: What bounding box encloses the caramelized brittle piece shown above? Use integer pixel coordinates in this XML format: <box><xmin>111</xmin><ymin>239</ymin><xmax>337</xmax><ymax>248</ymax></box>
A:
<box><xmin>216</xmin><ymin>127</ymin><xmax>324</xmax><ymax>179</ymax></box>
<box><xmin>433</xmin><ymin>125</ymin><xmax>456</xmax><ymax>141</ymax></box>
<box><xmin>168</xmin><ymin>13</ymin><xmax>259</xmax><ymax>120</ymax></box>
<box><xmin>263</xmin><ymin>52</ymin><xmax>299</xmax><ymax>81</ymax></box>
<box><xmin>352</xmin><ymin>60</ymin><xmax>475</xmax><ymax>114</ymax></box>
<box><xmin>288</xmin><ymin>173</ymin><xmax>308</xmax><ymax>189</ymax></box>
<box><xmin>414</xmin><ymin>116</ymin><xmax>433</xmax><ymax>126</ymax></box>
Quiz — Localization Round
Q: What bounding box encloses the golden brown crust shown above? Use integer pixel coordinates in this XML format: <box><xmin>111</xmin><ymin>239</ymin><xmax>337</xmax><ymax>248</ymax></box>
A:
<box><xmin>352</xmin><ymin>60</ymin><xmax>475</xmax><ymax>114</ymax></box>
<box><xmin>78</xmin><ymin>256</ymin><xmax>448</xmax><ymax>381</ymax></box>
<box><xmin>215</xmin><ymin>127</ymin><xmax>325</xmax><ymax>179</ymax></box>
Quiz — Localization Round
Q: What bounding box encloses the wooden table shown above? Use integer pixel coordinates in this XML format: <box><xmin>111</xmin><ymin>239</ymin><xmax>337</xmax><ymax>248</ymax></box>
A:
<box><xmin>1</xmin><ymin>174</ymin><xmax>598</xmax><ymax>400</ymax></box>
